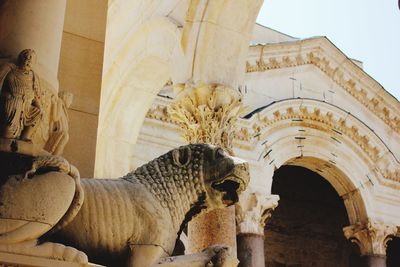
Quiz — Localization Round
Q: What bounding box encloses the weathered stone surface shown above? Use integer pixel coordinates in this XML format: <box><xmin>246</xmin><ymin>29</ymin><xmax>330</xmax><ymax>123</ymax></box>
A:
<box><xmin>155</xmin><ymin>245</ymin><xmax>238</xmax><ymax>267</ymax></box>
<box><xmin>0</xmin><ymin>152</ymin><xmax>84</xmax><ymax>264</ymax></box>
<box><xmin>0</xmin><ymin>49</ymin><xmax>73</xmax><ymax>156</ymax></box>
<box><xmin>54</xmin><ymin>144</ymin><xmax>249</xmax><ymax>266</ymax></box>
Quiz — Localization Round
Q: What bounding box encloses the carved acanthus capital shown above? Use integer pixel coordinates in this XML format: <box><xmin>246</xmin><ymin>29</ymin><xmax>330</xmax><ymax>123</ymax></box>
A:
<box><xmin>167</xmin><ymin>82</ymin><xmax>246</xmax><ymax>152</ymax></box>
<box><xmin>343</xmin><ymin>220</ymin><xmax>397</xmax><ymax>256</ymax></box>
<box><xmin>235</xmin><ymin>192</ymin><xmax>279</xmax><ymax>235</ymax></box>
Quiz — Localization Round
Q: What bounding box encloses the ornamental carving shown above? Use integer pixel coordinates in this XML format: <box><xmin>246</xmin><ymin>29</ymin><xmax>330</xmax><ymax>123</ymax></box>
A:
<box><xmin>246</xmin><ymin>45</ymin><xmax>400</xmax><ymax>134</ymax></box>
<box><xmin>0</xmin><ymin>49</ymin><xmax>72</xmax><ymax>156</ymax></box>
<box><xmin>343</xmin><ymin>220</ymin><xmax>397</xmax><ymax>256</ymax></box>
<box><xmin>167</xmin><ymin>83</ymin><xmax>246</xmax><ymax>153</ymax></box>
<box><xmin>146</xmin><ymin>97</ymin><xmax>399</xmax><ymax>186</ymax></box>
<box><xmin>253</xmin><ymin>105</ymin><xmax>381</xmax><ymax>162</ymax></box>
<box><xmin>235</xmin><ymin>192</ymin><xmax>279</xmax><ymax>235</ymax></box>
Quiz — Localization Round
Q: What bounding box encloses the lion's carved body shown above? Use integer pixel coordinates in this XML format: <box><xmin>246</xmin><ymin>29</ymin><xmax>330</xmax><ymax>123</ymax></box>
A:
<box><xmin>60</xmin><ymin>179</ymin><xmax>173</xmax><ymax>258</ymax></box>
<box><xmin>54</xmin><ymin>144</ymin><xmax>249</xmax><ymax>266</ymax></box>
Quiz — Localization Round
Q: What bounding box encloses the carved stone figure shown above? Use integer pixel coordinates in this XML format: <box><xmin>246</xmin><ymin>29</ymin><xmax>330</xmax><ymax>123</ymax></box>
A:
<box><xmin>0</xmin><ymin>49</ymin><xmax>42</xmax><ymax>140</ymax></box>
<box><xmin>0</xmin><ymin>49</ymin><xmax>73</xmax><ymax>156</ymax></box>
<box><xmin>49</xmin><ymin>144</ymin><xmax>249</xmax><ymax>267</ymax></box>
<box><xmin>44</xmin><ymin>91</ymin><xmax>72</xmax><ymax>155</ymax></box>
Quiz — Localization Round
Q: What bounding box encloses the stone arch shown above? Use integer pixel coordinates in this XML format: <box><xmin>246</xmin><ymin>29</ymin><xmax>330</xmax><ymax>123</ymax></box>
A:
<box><xmin>95</xmin><ymin>17</ymin><xmax>186</xmax><ymax>177</ymax></box>
<box><xmin>248</xmin><ymin>98</ymin><xmax>399</xmax><ymax>224</ymax></box>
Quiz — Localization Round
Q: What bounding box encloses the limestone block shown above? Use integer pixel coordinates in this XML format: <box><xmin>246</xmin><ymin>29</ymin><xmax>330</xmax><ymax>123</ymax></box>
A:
<box><xmin>59</xmin><ymin>32</ymin><xmax>104</xmax><ymax>115</ymax></box>
<box><xmin>63</xmin><ymin>110</ymin><xmax>98</xmax><ymax>178</ymax></box>
<box><xmin>64</xmin><ymin>0</ymin><xmax>107</xmax><ymax>42</ymax></box>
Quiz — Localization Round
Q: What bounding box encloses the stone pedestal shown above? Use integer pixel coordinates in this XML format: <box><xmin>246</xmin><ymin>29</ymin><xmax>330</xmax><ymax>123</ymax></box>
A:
<box><xmin>237</xmin><ymin>233</ymin><xmax>264</xmax><ymax>267</ymax></box>
<box><xmin>0</xmin><ymin>0</ymin><xmax>66</xmax><ymax>89</ymax></box>
<box><xmin>360</xmin><ymin>255</ymin><xmax>387</xmax><ymax>267</ymax></box>
<box><xmin>188</xmin><ymin>206</ymin><xmax>237</xmax><ymax>255</ymax></box>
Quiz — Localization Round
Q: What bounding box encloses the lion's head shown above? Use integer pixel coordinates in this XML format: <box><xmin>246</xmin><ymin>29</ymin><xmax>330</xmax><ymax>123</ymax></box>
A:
<box><xmin>171</xmin><ymin>144</ymin><xmax>249</xmax><ymax>209</ymax></box>
<box><xmin>131</xmin><ymin>144</ymin><xmax>249</xmax><ymax>231</ymax></box>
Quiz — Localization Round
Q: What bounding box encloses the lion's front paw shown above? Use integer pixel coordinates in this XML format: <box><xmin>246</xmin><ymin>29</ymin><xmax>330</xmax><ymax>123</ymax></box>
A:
<box><xmin>49</xmin><ymin>242</ymin><xmax>88</xmax><ymax>263</ymax></box>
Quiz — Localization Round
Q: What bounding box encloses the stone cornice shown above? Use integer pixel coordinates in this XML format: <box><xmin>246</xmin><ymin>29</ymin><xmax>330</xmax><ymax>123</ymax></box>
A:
<box><xmin>146</xmin><ymin>97</ymin><xmax>400</xmax><ymax>188</ymax></box>
<box><xmin>246</xmin><ymin>37</ymin><xmax>400</xmax><ymax>135</ymax></box>
<box><xmin>247</xmin><ymin>99</ymin><xmax>400</xmax><ymax>187</ymax></box>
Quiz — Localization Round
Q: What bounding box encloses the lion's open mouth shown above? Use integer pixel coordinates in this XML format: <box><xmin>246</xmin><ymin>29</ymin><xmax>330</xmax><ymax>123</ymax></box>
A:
<box><xmin>212</xmin><ymin>178</ymin><xmax>242</xmax><ymax>205</ymax></box>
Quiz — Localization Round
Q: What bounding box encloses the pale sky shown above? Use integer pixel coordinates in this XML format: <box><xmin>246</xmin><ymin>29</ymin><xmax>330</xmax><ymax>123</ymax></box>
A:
<box><xmin>256</xmin><ymin>0</ymin><xmax>400</xmax><ymax>101</ymax></box>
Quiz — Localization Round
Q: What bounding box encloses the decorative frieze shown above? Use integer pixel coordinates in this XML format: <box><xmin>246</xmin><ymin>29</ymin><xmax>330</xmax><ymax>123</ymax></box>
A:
<box><xmin>167</xmin><ymin>82</ymin><xmax>246</xmax><ymax>153</ymax></box>
<box><xmin>343</xmin><ymin>220</ymin><xmax>397</xmax><ymax>256</ymax></box>
<box><xmin>246</xmin><ymin>42</ymin><xmax>400</xmax><ymax>134</ymax></box>
<box><xmin>146</xmin><ymin>97</ymin><xmax>400</xmax><ymax>186</ymax></box>
<box><xmin>253</xmin><ymin>105</ymin><xmax>381</xmax><ymax>162</ymax></box>
<box><xmin>236</xmin><ymin>192</ymin><xmax>279</xmax><ymax>235</ymax></box>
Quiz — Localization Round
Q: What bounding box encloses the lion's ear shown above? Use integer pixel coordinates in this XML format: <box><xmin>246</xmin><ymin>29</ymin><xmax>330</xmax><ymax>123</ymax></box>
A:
<box><xmin>172</xmin><ymin>146</ymin><xmax>192</xmax><ymax>166</ymax></box>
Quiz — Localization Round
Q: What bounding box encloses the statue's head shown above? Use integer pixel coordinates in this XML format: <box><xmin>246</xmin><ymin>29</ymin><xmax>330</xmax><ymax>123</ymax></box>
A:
<box><xmin>171</xmin><ymin>144</ymin><xmax>249</xmax><ymax>209</ymax></box>
<box><xmin>17</xmin><ymin>49</ymin><xmax>36</xmax><ymax>71</ymax></box>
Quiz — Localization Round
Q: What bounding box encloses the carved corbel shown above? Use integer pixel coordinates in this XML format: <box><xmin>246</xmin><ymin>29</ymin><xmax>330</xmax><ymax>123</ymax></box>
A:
<box><xmin>167</xmin><ymin>82</ymin><xmax>246</xmax><ymax>153</ymax></box>
<box><xmin>235</xmin><ymin>192</ymin><xmax>279</xmax><ymax>235</ymax></box>
<box><xmin>343</xmin><ymin>220</ymin><xmax>397</xmax><ymax>256</ymax></box>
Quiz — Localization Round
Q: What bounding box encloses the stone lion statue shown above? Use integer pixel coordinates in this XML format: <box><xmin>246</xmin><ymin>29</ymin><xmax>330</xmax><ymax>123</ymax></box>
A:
<box><xmin>47</xmin><ymin>144</ymin><xmax>249</xmax><ymax>266</ymax></box>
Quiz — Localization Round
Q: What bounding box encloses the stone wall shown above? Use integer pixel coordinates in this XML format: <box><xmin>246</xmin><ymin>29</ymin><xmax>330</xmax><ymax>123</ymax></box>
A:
<box><xmin>264</xmin><ymin>166</ymin><xmax>361</xmax><ymax>267</ymax></box>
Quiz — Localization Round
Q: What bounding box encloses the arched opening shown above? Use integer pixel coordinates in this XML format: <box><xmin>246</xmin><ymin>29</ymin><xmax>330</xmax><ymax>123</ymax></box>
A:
<box><xmin>264</xmin><ymin>165</ymin><xmax>361</xmax><ymax>267</ymax></box>
<box><xmin>387</xmin><ymin>237</ymin><xmax>400</xmax><ymax>267</ymax></box>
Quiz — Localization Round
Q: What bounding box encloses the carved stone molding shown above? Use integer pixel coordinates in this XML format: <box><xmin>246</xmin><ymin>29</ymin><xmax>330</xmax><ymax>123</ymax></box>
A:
<box><xmin>236</xmin><ymin>192</ymin><xmax>279</xmax><ymax>235</ymax></box>
<box><xmin>252</xmin><ymin>105</ymin><xmax>381</xmax><ymax>163</ymax></box>
<box><xmin>0</xmin><ymin>49</ymin><xmax>72</xmax><ymax>156</ymax></box>
<box><xmin>146</xmin><ymin>97</ymin><xmax>400</xmax><ymax>187</ymax></box>
<box><xmin>246</xmin><ymin>42</ymin><xmax>400</xmax><ymax>134</ymax></box>
<box><xmin>343</xmin><ymin>220</ymin><xmax>398</xmax><ymax>256</ymax></box>
<box><xmin>167</xmin><ymin>82</ymin><xmax>246</xmax><ymax>152</ymax></box>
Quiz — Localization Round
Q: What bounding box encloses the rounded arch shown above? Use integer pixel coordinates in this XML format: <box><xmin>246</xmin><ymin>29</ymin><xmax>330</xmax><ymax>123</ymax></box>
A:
<box><xmin>247</xmin><ymin>98</ymin><xmax>398</xmax><ymax>224</ymax></box>
<box><xmin>95</xmin><ymin>17</ymin><xmax>186</xmax><ymax>177</ymax></box>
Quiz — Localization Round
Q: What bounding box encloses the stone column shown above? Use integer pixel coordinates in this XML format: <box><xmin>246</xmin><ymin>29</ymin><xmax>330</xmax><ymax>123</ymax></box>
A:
<box><xmin>235</xmin><ymin>192</ymin><xmax>279</xmax><ymax>267</ymax></box>
<box><xmin>168</xmin><ymin>83</ymin><xmax>246</xmax><ymax>254</ymax></box>
<box><xmin>0</xmin><ymin>0</ymin><xmax>67</xmax><ymax>90</ymax></box>
<box><xmin>343</xmin><ymin>220</ymin><xmax>398</xmax><ymax>267</ymax></box>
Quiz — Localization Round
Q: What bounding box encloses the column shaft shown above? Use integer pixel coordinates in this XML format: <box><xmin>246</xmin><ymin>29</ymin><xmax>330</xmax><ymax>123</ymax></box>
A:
<box><xmin>237</xmin><ymin>233</ymin><xmax>265</xmax><ymax>267</ymax></box>
<box><xmin>188</xmin><ymin>206</ymin><xmax>237</xmax><ymax>255</ymax></box>
<box><xmin>0</xmin><ymin>0</ymin><xmax>67</xmax><ymax>89</ymax></box>
<box><xmin>361</xmin><ymin>255</ymin><xmax>386</xmax><ymax>267</ymax></box>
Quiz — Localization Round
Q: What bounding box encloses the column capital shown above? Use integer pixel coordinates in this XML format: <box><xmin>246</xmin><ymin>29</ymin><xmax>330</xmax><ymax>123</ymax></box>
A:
<box><xmin>343</xmin><ymin>220</ymin><xmax>397</xmax><ymax>256</ymax></box>
<box><xmin>236</xmin><ymin>192</ymin><xmax>279</xmax><ymax>235</ymax></box>
<box><xmin>168</xmin><ymin>82</ymin><xmax>245</xmax><ymax>153</ymax></box>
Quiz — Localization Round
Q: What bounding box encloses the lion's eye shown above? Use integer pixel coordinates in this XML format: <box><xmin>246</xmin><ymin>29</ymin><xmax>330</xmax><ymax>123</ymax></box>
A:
<box><xmin>215</xmin><ymin>148</ymin><xmax>225</xmax><ymax>159</ymax></box>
